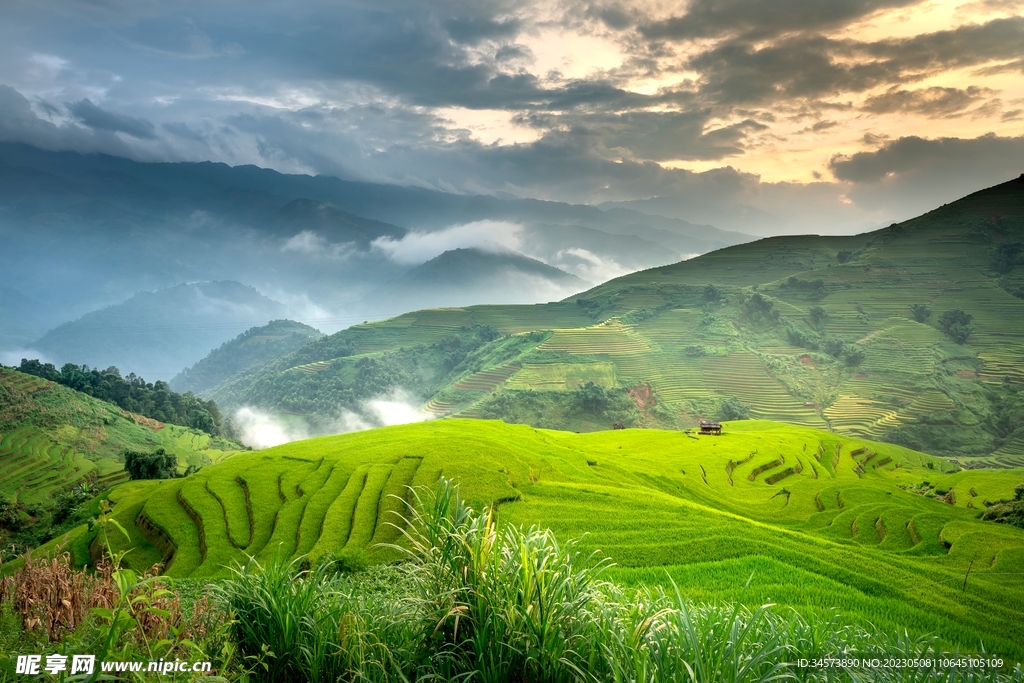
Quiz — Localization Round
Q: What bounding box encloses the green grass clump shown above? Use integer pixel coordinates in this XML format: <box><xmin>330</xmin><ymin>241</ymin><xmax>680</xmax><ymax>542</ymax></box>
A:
<box><xmin>217</xmin><ymin>480</ymin><xmax>1024</xmax><ymax>683</ymax></box>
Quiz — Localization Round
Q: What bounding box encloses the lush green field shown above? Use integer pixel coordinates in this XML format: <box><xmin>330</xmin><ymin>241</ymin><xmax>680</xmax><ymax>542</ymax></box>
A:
<box><xmin>207</xmin><ymin>177</ymin><xmax>1024</xmax><ymax>463</ymax></box>
<box><xmin>78</xmin><ymin>418</ymin><xmax>1024</xmax><ymax>660</ymax></box>
<box><xmin>0</xmin><ymin>367</ymin><xmax>240</xmax><ymax>511</ymax></box>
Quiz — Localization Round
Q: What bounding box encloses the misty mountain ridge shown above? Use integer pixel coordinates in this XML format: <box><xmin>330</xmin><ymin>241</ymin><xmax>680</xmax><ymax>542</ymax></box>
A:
<box><xmin>30</xmin><ymin>281</ymin><xmax>293</xmax><ymax>378</ymax></box>
<box><xmin>0</xmin><ymin>143</ymin><xmax>752</xmax><ymax>338</ymax></box>
<box><xmin>363</xmin><ymin>248</ymin><xmax>588</xmax><ymax>312</ymax></box>
<box><xmin>171</xmin><ymin>319</ymin><xmax>324</xmax><ymax>395</ymax></box>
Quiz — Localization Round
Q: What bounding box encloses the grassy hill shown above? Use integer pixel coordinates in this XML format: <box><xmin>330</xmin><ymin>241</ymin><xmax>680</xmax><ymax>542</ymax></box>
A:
<box><xmin>210</xmin><ymin>175</ymin><xmax>1024</xmax><ymax>464</ymax></box>
<box><xmin>170</xmin><ymin>319</ymin><xmax>323</xmax><ymax>395</ymax></box>
<box><xmin>0</xmin><ymin>367</ymin><xmax>239</xmax><ymax>536</ymax></box>
<box><xmin>88</xmin><ymin>419</ymin><xmax>1024</xmax><ymax>659</ymax></box>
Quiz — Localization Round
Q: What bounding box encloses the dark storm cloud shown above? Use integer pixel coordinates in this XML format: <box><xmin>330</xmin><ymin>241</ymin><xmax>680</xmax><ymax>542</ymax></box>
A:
<box><xmin>0</xmin><ymin>0</ymin><xmax>1022</xmax><ymax>236</ymax></box>
<box><xmin>67</xmin><ymin>98</ymin><xmax>157</xmax><ymax>138</ymax></box>
<box><xmin>862</xmin><ymin>86</ymin><xmax>993</xmax><ymax>117</ymax></box>
<box><xmin>162</xmin><ymin>122</ymin><xmax>206</xmax><ymax>142</ymax></box>
<box><xmin>828</xmin><ymin>133</ymin><xmax>1024</xmax><ymax>183</ymax></box>
<box><xmin>0</xmin><ymin>85</ymin><xmax>135</xmax><ymax>156</ymax></box>
<box><xmin>444</xmin><ymin>17</ymin><xmax>521</xmax><ymax>44</ymax></box>
<box><xmin>685</xmin><ymin>17</ymin><xmax>1024</xmax><ymax>107</ymax></box>
<box><xmin>640</xmin><ymin>0</ymin><xmax>919</xmax><ymax>41</ymax></box>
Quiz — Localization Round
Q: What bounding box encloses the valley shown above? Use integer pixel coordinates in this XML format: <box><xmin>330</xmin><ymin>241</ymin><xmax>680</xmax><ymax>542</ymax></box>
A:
<box><xmin>207</xmin><ymin>175</ymin><xmax>1024</xmax><ymax>463</ymax></box>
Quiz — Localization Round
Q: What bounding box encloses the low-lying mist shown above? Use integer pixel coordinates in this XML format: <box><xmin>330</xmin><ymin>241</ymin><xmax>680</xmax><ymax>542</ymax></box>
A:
<box><xmin>231</xmin><ymin>388</ymin><xmax>434</xmax><ymax>449</ymax></box>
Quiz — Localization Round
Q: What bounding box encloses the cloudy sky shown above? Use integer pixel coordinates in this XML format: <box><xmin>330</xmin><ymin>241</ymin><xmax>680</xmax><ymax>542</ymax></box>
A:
<box><xmin>1</xmin><ymin>0</ymin><xmax>1023</xmax><ymax>233</ymax></box>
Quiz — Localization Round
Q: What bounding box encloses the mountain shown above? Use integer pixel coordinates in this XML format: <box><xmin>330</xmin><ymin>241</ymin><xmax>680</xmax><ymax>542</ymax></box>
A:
<box><xmin>363</xmin><ymin>248</ymin><xmax>588</xmax><ymax>312</ymax></box>
<box><xmin>0</xmin><ymin>284</ymin><xmax>48</xmax><ymax>350</ymax></box>
<box><xmin>206</xmin><ymin>175</ymin><xmax>1024</xmax><ymax>465</ymax></box>
<box><xmin>264</xmin><ymin>198</ymin><xmax>407</xmax><ymax>246</ymax></box>
<box><xmin>31</xmin><ymin>281</ymin><xmax>292</xmax><ymax>379</ymax></box>
<box><xmin>170</xmin><ymin>319</ymin><xmax>323</xmax><ymax>395</ymax></box>
<box><xmin>0</xmin><ymin>142</ymin><xmax>752</xmax><ymax>338</ymax></box>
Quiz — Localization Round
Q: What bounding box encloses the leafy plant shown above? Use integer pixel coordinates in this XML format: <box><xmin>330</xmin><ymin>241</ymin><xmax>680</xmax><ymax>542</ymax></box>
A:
<box><xmin>939</xmin><ymin>308</ymin><xmax>974</xmax><ymax>344</ymax></box>
<box><xmin>719</xmin><ymin>396</ymin><xmax>750</xmax><ymax>421</ymax></box>
<box><xmin>910</xmin><ymin>303</ymin><xmax>933</xmax><ymax>323</ymax></box>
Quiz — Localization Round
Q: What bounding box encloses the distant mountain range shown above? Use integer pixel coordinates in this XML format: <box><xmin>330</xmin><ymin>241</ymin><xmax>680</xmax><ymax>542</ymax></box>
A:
<box><xmin>30</xmin><ymin>281</ymin><xmax>292</xmax><ymax>378</ymax></box>
<box><xmin>363</xmin><ymin>248</ymin><xmax>587</xmax><ymax>312</ymax></box>
<box><xmin>0</xmin><ymin>142</ymin><xmax>751</xmax><ymax>352</ymax></box>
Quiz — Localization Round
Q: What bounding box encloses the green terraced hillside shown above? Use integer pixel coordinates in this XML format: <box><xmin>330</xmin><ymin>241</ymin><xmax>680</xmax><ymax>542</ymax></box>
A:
<box><xmin>86</xmin><ymin>419</ymin><xmax>1024</xmax><ymax>658</ymax></box>
<box><xmin>0</xmin><ymin>367</ymin><xmax>240</xmax><ymax>511</ymax></box>
<box><xmin>210</xmin><ymin>175</ymin><xmax>1024</xmax><ymax>463</ymax></box>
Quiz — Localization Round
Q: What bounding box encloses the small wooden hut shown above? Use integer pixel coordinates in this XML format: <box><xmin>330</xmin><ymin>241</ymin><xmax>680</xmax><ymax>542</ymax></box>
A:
<box><xmin>698</xmin><ymin>420</ymin><xmax>722</xmax><ymax>435</ymax></box>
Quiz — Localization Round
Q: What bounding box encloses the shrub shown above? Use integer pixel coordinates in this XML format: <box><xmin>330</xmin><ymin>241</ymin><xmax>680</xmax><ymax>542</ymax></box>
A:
<box><xmin>809</xmin><ymin>305</ymin><xmax>828</xmax><ymax>329</ymax></box>
<box><xmin>684</xmin><ymin>344</ymin><xmax>706</xmax><ymax>357</ymax></box>
<box><xmin>837</xmin><ymin>250</ymin><xmax>852</xmax><ymax>263</ymax></box>
<box><xmin>719</xmin><ymin>396</ymin><xmax>750</xmax><ymax>421</ymax></box>
<box><xmin>786</xmin><ymin>325</ymin><xmax>819</xmax><ymax>350</ymax></box>
<box><xmin>574</xmin><ymin>381</ymin><xmax>609</xmax><ymax>414</ymax></box>
<box><xmin>844</xmin><ymin>345</ymin><xmax>866</xmax><ymax>366</ymax></box>
<box><xmin>910</xmin><ymin>303</ymin><xmax>932</xmax><ymax>322</ymax></box>
<box><xmin>124</xmin><ymin>448</ymin><xmax>179</xmax><ymax>480</ymax></box>
<box><xmin>823</xmin><ymin>338</ymin><xmax>846</xmax><ymax>358</ymax></box>
<box><xmin>938</xmin><ymin>308</ymin><xmax>974</xmax><ymax>344</ymax></box>
<box><xmin>994</xmin><ymin>241</ymin><xmax>1023</xmax><ymax>273</ymax></box>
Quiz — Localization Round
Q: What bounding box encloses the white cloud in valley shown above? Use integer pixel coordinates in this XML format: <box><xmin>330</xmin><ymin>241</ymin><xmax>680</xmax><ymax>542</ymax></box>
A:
<box><xmin>371</xmin><ymin>221</ymin><xmax>524</xmax><ymax>265</ymax></box>
<box><xmin>233</xmin><ymin>389</ymin><xmax>434</xmax><ymax>449</ymax></box>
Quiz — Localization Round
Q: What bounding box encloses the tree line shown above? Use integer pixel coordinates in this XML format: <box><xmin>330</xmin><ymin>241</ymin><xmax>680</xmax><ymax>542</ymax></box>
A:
<box><xmin>16</xmin><ymin>359</ymin><xmax>226</xmax><ymax>436</ymax></box>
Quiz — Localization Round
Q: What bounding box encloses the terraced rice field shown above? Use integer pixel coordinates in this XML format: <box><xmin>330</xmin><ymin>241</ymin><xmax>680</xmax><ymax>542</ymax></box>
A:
<box><xmin>76</xmin><ymin>419</ymin><xmax>1024</xmax><ymax>660</ymax></box>
<box><xmin>452</xmin><ymin>363</ymin><xmax>522</xmax><ymax>392</ymax></box>
<box><xmin>538</xmin><ymin>319</ymin><xmax>650</xmax><ymax>354</ymax></box>
<box><xmin>824</xmin><ymin>396</ymin><xmax>899</xmax><ymax>438</ymax></box>
<box><xmin>421</xmin><ymin>397</ymin><xmax>460</xmax><ymax>417</ymax></box>
<box><xmin>505</xmin><ymin>362</ymin><xmax>616</xmax><ymax>390</ymax></box>
<box><xmin>0</xmin><ymin>369</ymin><xmax>51</xmax><ymax>395</ymax></box>
<box><xmin>101</xmin><ymin>451</ymin><xmax>435</xmax><ymax>577</ymax></box>
<box><xmin>0</xmin><ymin>425</ymin><xmax>98</xmax><ymax>506</ymax></box>
<box><xmin>290</xmin><ymin>360</ymin><xmax>334</xmax><ymax>375</ymax></box>
<box><xmin>0</xmin><ymin>368</ymin><xmax>241</xmax><ymax>505</ymax></box>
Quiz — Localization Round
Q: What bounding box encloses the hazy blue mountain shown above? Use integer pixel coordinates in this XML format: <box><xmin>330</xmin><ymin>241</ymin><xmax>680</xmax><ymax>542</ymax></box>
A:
<box><xmin>0</xmin><ymin>142</ymin><xmax>752</xmax><ymax>345</ymax></box>
<box><xmin>0</xmin><ymin>284</ymin><xmax>49</xmax><ymax>350</ymax></box>
<box><xmin>170</xmin><ymin>319</ymin><xmax>323</xmax><ymax>395</ymax></box>
<box><xmin>363</xmin><ymin>248</ymin><xmax>588</xmax><ymax>312</ymax></box>
<box><xmin>31</xmin><ymin>281</ymin><xmax>292</xmax><ymax>379</ymax></box>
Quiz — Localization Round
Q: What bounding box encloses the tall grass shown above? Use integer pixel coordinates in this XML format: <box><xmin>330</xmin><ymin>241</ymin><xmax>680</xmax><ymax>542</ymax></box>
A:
<box><xmin>219</xmin><ymin>480</ymin><xmax>1024</xmax><ymax>683</ymax></box>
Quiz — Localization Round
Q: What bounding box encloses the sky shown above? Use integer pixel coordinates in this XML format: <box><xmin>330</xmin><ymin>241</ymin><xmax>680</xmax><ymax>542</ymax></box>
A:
<box><xmin>1</xmin><ymin>0</ymin><xmax>1023</xmax><ymax>234</ymax></box>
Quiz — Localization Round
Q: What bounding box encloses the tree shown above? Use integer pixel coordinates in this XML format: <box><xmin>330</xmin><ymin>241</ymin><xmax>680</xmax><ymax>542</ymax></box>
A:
<box><xmin>703</xmin><ymin>284</ymin><xmax>722</xmax><ymax>303</ymax></box>
<box><xmin>188</xmin><ymin>409</ymin><xmax>216</xmax><ymax>433</ymax></box>
<box><xmin>844</xmin><ymin>345</ymin><xmax>866</xmax><ymax>366</ymax></box>
<box><xmin>910</xmin><ymin>303</ymin><xmax>932</xmax><ymax>323</ymax></box>
<box><xmin>938</xmin><ymin>308</ymin><xmax>974</xmax><ymax>344</ymax></box>
<box><xmin>124</xmin><ymin>448</ymin><xmax>179</xmax><ymax>480</ymax></box>
<box><xmin>808</xmin><ymin>306</ymin><xmax>828</xmax><ymax>329</ymax></box>
<box><xmin>836</xmin><ymin>250</ymin><xmax>852</xmax><ymax>264</ymax></box>
<box><xmin>719</xmin><ymin>396</ymin><xmax>750</xmax><ymax>421</ymax></box>
<box><xmin>574</xmin><ymin>382</ymin><xmax>608</xmax><ymax>414</ymax></box>
<box><xmin>994</xmin><ymin>242</ymin><xmax>1022</xmax><ymax>273</ymax></box>
<box><xmin>823</xmin><ymin>338</ymin><xmax>846</xmax><ymax>358</ymax></box>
